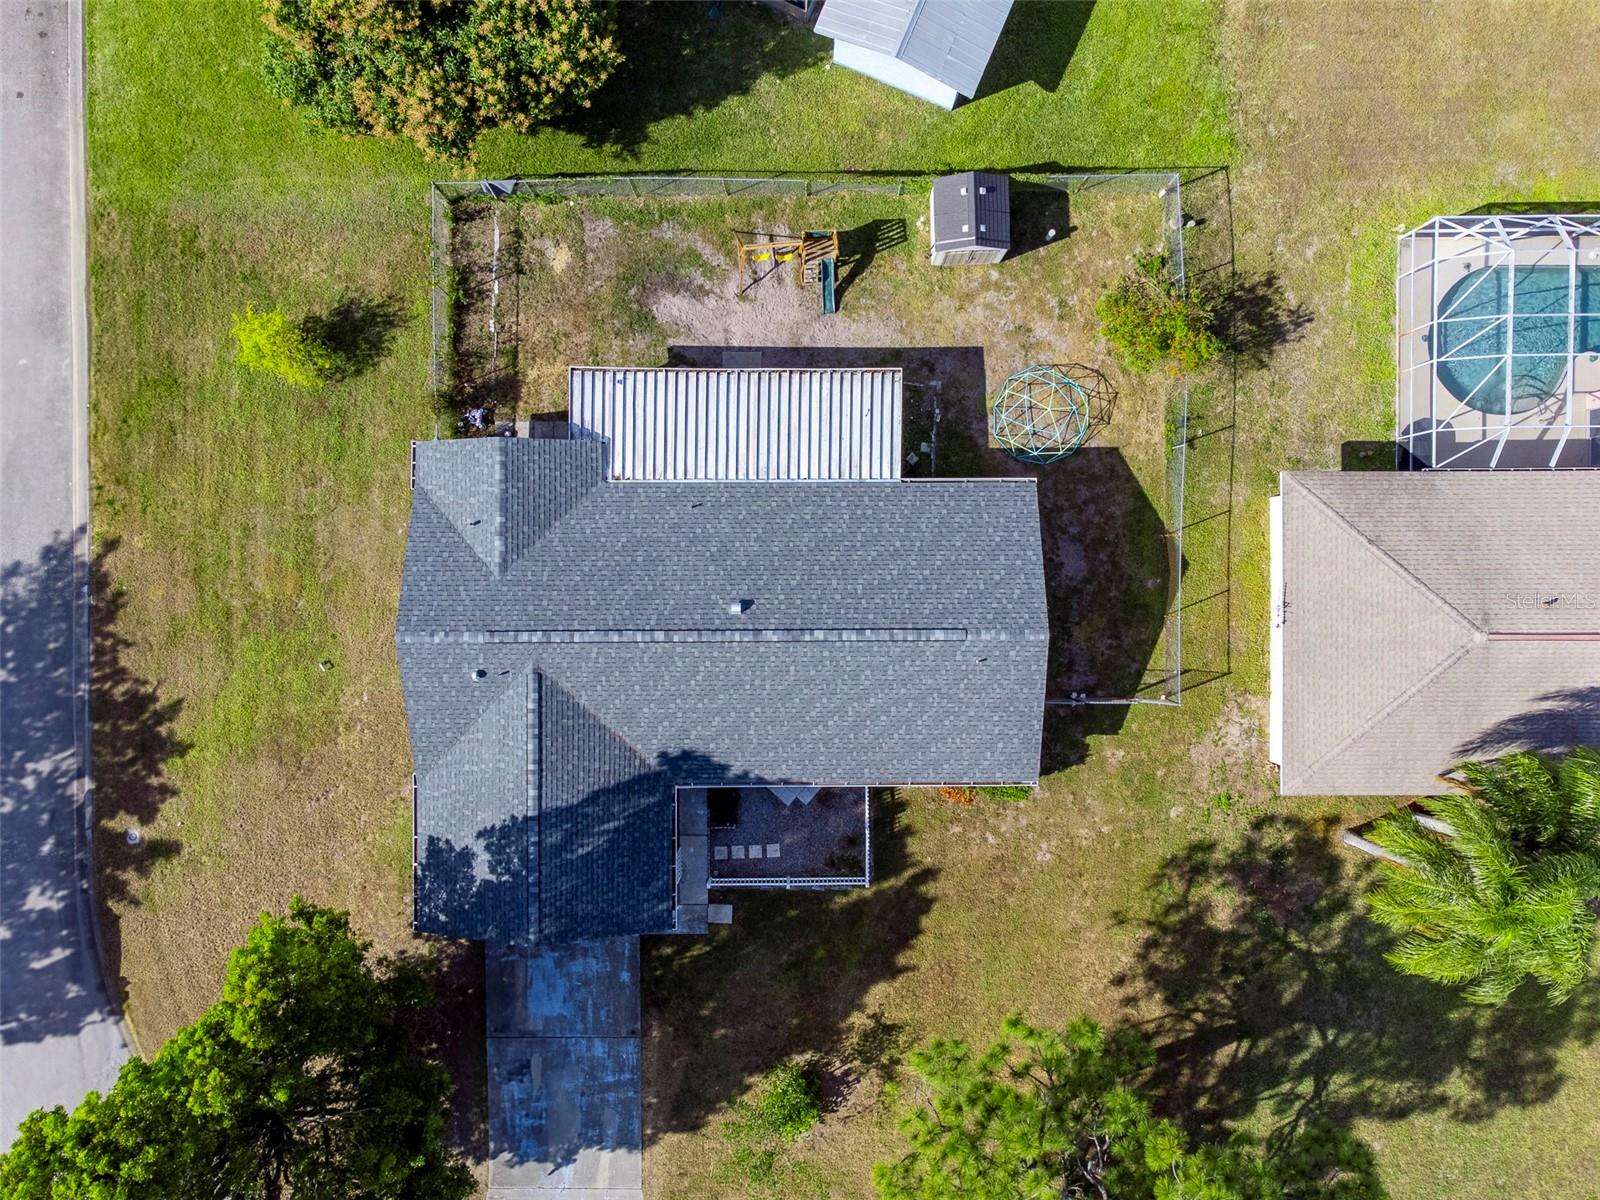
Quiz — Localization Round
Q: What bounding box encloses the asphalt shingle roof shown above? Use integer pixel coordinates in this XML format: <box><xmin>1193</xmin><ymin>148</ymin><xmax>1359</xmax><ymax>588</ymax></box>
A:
<box><xmin>1277</xmin><ymin>470</ymin><xmax>1600</xmax><ymax>796</ymax></box>
<box><xmin>401</xmin><ymin>438</ymin><xmax>1048</xmax><ymax>943</ymax></box>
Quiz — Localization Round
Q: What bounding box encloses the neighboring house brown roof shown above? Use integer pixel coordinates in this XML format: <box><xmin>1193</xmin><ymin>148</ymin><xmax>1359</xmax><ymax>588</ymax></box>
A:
<box><xmin>1277</xmin><ymin>470</ymin><xmax>1600</xmax><ymax>795</ymax></box>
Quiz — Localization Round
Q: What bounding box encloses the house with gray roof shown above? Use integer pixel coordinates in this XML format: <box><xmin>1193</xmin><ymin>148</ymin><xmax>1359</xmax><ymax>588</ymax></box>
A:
<box><xmin>814</xmin><ymin>0</ymin><xmax>1015</xmax><ymax>109</ymax></box>
<box><xmin>397</xmin><ymin>385</ymin><xmax>1047</xmax><ymax>1195</ymax></box>
<box><xmin>1269</xmin><ymin>470</ymin><xmax>1600</xmax><ymax>796</ymax></box>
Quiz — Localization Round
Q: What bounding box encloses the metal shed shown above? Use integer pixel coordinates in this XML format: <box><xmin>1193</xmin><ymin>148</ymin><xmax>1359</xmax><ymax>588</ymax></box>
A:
<box><xmin>930</xmin><ymin>172</ymin><xmax>1010</xmax><ymax>266</ymax></box>
<box><xmin>567</xmin><ymin>366</ymin><xmax>903</xmax><ymax>480</ymax></box>
<box><xmin>814</xmin><ymin>0</ymin><xmax>1015</xmax><ymax>109</ymax></box>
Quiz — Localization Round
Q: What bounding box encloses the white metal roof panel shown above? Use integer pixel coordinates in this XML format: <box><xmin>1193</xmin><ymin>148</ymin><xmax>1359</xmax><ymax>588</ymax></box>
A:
<box><xmin>817</xmin><ymin>0</ymin><xmax>1014</xmax><ymax>98</ymax></box>
<box><xmin>568</xmin><ymin>367</ymin><xmax>903</xmax><ymax>481</ymax></box>
<box><xmin>814</xmin><ymin>0</ymin><xmax>917</xmax><ymax>54</ymax></box>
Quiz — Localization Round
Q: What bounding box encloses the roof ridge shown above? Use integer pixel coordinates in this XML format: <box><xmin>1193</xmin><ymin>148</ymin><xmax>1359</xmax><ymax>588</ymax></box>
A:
<box><xmin>499</xmin><ymin>441</ymin><xmax>606</xmax><ymax>575</ymax></box>
<box><xmin>1282</xmin><ymin>635</ymin><xmax>1479</xmax><ymax>793</ymax></box>
<box><xmin>412</xmin><ymin>657</ymin><xmax>532</xmax><ymax>780</ymax></box>
<box><xmin>1287</xmin><ymin>474</ymin><xmax>1483</xmax><ymax>634</ymax></box>
<box><xmin>896</xmin><ymin>0</ymin><xmax>931</xmax><ymax>57</ymax></box>
<box><xmin>414</xmin><ymin>477</ymin><xmax>499</xmax><ymax>575</ymax></box>
<box><xmin>538</xmin><ymin>671</ymin><xmax>660</xmax><ymax>775</ymax></box>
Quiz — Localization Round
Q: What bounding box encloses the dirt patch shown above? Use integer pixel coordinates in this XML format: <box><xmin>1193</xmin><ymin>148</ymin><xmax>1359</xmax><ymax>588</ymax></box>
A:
<box><xmin>448</xmin><ymin>187</ymin><xmax>1180</xmax><ymax>697</ymax></box>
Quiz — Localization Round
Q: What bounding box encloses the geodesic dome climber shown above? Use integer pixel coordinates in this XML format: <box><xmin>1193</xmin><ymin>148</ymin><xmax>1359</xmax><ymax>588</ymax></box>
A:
<box><xmin>990</xmin><ymin>365</ymin><xmax>1094</xmax><ymax>464</ymax></box>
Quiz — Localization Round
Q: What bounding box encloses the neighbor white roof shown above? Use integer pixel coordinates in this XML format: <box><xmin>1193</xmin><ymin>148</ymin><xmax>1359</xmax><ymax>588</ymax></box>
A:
<box><xmin>568</xmin><ymin>367</ymin><xmax>903</xmax><ymax>481</ymax></box>
<box><xmin>815</xmin><ymin>0</ymin><xmax>1015</xmax><ymax>99</ymax></box>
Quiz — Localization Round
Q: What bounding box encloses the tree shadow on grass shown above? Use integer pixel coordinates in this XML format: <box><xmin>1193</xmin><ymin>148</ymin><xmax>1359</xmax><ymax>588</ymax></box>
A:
<box><xmin>0</xmin><ymin>531</ymin><xmax>187</xmax><ymax>1044</ymax></box>
<box><xmin>89</xmin><ymin>538</ymin><xmax>190</xmax><ymax>1003</ymax></box>
<box><xmin>642</xmin><ymin>792</ymin><xmax>936</xmax><ymax>1144</ymax></box>
<box><xmin>300</xmin><ymin>292</ymin><xmax>406</xmax><ymax>382</ymax></box>
<box><xmin>1114</xmin><ymin>813</ymin><xmax>1600</xmax><ymax>1150</ymax></box>
<box><xmin>554</xmin><ymin>2</ymin><xmax>828</xmax><ymax>156</ymax></box>
<box><xmin>1214</xmin><ymin>272</ymin><xmax>1312</xmax><ymax>370</ymax></box>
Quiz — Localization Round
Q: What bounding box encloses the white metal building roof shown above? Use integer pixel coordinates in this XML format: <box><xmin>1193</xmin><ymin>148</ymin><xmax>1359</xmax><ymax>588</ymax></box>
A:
<box><xmin>815</xmin><ymin>0</ymin><xmax>1015</xmax><ymax>100</ymax></box>
<box><xmin>568</xmin><ymin>367</ymin><xmax>904</xmax><ymax>481</ymax></box>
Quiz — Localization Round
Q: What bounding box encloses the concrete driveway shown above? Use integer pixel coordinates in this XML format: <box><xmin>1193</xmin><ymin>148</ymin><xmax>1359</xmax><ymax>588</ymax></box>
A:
<box><xmin>1</xmin><ymin>0</ymin><xmax>131</xmax><ymax>1148</ymax></box>
<box><xmin>486</xmin><ymin>938</ymin><xmax>644</xmax><ymax>1199</ymax></box>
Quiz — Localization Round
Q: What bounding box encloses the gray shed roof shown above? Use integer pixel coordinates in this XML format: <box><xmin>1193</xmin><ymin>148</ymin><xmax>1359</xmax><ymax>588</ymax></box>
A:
<box><xmin>400</xmin><ymin>438</ymin><xmax>1048</xmax><ymax>943</ymax></box>
<box><xmin>815</xmin><ymin>0</ymin><xmax>1016</xmax><ymax>98</ymax></box>
<box><xmin>1277</xmin><ymin>471</ymin><xmax>1600</xmax><ymax>796</ymax></box>
<box><xmin>931</xmin><ymin>172</ymin><xmax>1010</xmax><ymax>251</ymax></box>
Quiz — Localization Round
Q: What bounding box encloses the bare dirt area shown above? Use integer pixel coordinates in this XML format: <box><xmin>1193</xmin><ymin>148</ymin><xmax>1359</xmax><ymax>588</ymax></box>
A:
<box><xmin>448</xmin><ymin>186</ymin><xmax>1180</xmax><ymax>698</ymax></box>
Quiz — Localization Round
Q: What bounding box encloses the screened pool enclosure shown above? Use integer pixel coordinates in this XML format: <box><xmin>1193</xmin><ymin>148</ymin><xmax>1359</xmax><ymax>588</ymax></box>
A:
<box><xmin>1397</xmin><ymin>214</ymin><xmax>1600</xmax><ymax>468</ymax></box>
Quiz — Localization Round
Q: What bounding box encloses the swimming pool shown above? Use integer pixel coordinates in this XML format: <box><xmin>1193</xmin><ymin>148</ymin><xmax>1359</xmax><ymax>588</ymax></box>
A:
<box><xmin>1434</xmin><ymin>264</ymin><xmax>1600</xmax><ymax>412</ymax></box>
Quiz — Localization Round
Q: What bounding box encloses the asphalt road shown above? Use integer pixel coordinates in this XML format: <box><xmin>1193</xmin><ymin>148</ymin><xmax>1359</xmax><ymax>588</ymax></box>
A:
<box><xmin>0</xmin><ymin>0</ymin><xmax>130</xmax><ymax>1148</ymax></box>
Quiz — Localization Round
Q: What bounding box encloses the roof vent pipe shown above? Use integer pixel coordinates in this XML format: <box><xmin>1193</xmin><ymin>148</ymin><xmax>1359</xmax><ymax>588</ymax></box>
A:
<box><xmin>728</xmin><ymin>599</ymin><xmax>753</xmax><ymax>615</ymax></box>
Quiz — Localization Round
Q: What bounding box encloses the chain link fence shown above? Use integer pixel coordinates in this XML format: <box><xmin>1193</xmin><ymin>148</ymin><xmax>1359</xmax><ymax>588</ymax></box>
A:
<box><xmin>427</xmin><ymin>170</ymin><xmax>1198</xmax><ymax>706</ymax></box>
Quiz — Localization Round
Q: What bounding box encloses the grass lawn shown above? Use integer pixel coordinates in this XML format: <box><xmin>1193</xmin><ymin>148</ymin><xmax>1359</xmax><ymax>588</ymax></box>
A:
<box><xmin>82</xmin><ymin>1</ymin><xmax>1600</xmax><ymax>1198</ymax></box>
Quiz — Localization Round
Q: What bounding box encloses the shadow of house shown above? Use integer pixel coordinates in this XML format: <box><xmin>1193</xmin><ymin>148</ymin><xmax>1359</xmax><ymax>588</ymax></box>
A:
<box><xmin>969</xmin><ymin>0</ymin><xmax>1094</xmax><ymax>101</ymax></box>
<box><xmin>552</xmin><ymin>3</ymin><xmax>828</xmax><ymax>156</ymax></box>
<box><xmin>1116</xmin><ymin>814</ymin><xmax>1600</xmax><ymax>1146</ymax></box>
<box><xmin>1</xmin><ymin>531</ymin><xmax>185</xmax><ymax>1048</ymax></box>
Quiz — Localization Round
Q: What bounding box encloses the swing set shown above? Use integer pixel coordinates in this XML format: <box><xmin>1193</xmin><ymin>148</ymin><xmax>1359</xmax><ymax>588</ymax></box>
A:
<box><xmin>734</xmin><ymin>229</ymin><xmax>840</xmax><ymax>314</ymax></box>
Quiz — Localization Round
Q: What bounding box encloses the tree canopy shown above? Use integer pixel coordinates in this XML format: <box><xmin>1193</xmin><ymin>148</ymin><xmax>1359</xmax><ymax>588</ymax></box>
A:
<box><xmin>873</xmin><ymin>1015</ymin><xmax>1385</xmax><ymax>1200</ymax></box>
<box><xmin>260</xmin><ymin>0</ymin><xmax>622</xmax><ymax>159</ymax></box>
<box><xmin>1367</xmin><ymin>749</ymin><xmax>1600</xmax><ymax>1005</ymax></box>
<box><xmin>232</xmin><ymin>303</ymin><xmax>334</xmax><ymax>388</ymax></box>
<box><xmin>0</xmin><ymin>899</ymin><xmax>472</xmax><ymax>1200</ymax></box>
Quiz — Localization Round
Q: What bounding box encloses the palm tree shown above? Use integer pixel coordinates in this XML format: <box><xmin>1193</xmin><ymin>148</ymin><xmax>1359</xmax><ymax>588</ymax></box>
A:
<box><xmin>1365</xmin><ymin>749</ymin><xmax>1600</xmax><ymax>1005</ymax></box>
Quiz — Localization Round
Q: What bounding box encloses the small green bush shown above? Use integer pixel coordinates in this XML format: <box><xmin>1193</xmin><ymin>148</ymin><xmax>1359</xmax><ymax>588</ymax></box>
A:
<box><xmin>1095</xmin><ymin>251</ymin><xmax>1222</xmax><ymax>376</ymax></box>
<box><xmin>740</xmin><ymin>1063</ymin><xmax>821</xmax><ymax>1142</ymax></box>
<box><xmin>260</xmin><ymin>0</ymin><xmax>623</xmax><ymax>160</ymax></box>
<box><xmin>231</xmin><ymin>304</ymin><xmax>334</xmax><ymax>388</ymax></box>
<box><xmin>720</xmin><ymin>1064</ymin><xmax>824</xmax><ymax>1194</ymax></box>
<box><xmin>976</xmin><ymin>785</ymin><xmax>1032</xmax><ymax>802</ymax></box>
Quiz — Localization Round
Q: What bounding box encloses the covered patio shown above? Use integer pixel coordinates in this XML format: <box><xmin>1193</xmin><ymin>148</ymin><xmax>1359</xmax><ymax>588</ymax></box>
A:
<box><xmin>677</xmin><ymin>787</ymin><xmax>871</xmax><ymax>888</ymax></box>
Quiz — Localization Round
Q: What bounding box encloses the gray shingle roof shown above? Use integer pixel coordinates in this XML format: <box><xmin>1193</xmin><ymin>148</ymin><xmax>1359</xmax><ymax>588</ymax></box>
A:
<box><xmin>1277</xmin><ymin>471</ymin><xmax>1600</xmax><ymax>796</ymax></box>
<box><xmin>412</xmin><ymin>667</ymin><xmax>674</xmax><ymax>945</ymax></box>
<box><xmin>815</xmin><ymin>0</ymin><xmax>1016</xmax><ymax>98</ymax></box>
<box><xmin>402</xmin><ymin>438</ymin><xmax>1048</xmax><ymax>942</ymax></box>
<box><xmin>931</xmin><ymin>172</ymin><xmax>1011</xmax><ymax>251</ymax></box>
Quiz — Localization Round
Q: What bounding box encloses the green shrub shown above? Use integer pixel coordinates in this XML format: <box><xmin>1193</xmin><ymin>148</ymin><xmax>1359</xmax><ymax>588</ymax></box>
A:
<box><xmin>740</xmin><ymin>1063</ymin><xmax>822</xmax><ymax>1142</ymax></box>
<box><xmin>231</xmin><ymin>303</ymin><xmax>333</xmax><ymax>388</ymax></box>
<box><xmin>719</xmin><ymin>1064</ymin><xmax>823</xmax><ymax>1194</ymax></box>
<box><xmin>260</xmin><ymin>0</ymin><xmax>623</xmax><ymax>160</ymax></box>
<box><xmin>1095</xmin><ymin>251</ymin><xmax>1222</xmax><ymax>376</ymax></box>
<box><xmin>976</xmin><ymin>785</ymin><xmax>1032</xmax><ymax>802</ymax></box>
